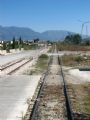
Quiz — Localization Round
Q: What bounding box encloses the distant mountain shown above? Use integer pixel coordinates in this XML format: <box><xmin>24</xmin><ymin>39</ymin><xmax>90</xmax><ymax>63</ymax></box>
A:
<box><xmin>0</xmin><ymin>25</ymin><xmax>40</xmax><ymax>40</ymax></box>
<box><xmin>40</xmin><ymin>30</ymin><xmax>69</xmax><ymax>40</ymax></box>
<box><xmin>0</xmin><ymin>25</ymin><xmax>74</xmax><ymax>41</ymax></box>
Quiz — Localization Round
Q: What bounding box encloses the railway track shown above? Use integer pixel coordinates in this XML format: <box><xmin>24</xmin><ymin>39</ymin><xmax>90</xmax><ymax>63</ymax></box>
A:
<box><xmin>0</xmin><ymin>57</ymin><xmax>33</xmax><ymax>75</ymax></box>
<box><xmin>58</xmin><ymin>56</ymin><xmax>74</xmax><ymax>120</ymax></box>
<box><xmin>8</xmin><ymin>58</ymin><xmax>33</xmax><ymax>75</ymax></box>
<box><xmin>28</xmin><ymin>50</ymin><xmax>74</xmax><ymax>120</ymax></box>
<box><xmin>0</xmin><ymin>58</ymin><xmax>25</xmax><ymax>71</ymax></box>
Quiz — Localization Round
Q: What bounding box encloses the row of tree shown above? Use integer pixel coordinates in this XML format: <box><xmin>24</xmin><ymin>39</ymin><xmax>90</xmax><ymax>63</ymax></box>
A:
<box><xmin>64</xmin><ymin>34</ymin><xmax>82</xmax><ymax>45</ymax></box>
<box><xmin>2</xmin><ymin>37</ymin><xmax>23</xmax><ymax>52</ymax></box>
<box><xmin>12</xmin><ymin>36</ymin><xmax>23</xmax><ymax>49</ymax></box>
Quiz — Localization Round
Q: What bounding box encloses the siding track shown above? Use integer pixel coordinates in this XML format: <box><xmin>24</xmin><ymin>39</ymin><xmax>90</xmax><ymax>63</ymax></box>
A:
<box><xmin>0</xmin><ymin>57</ymin><xmax>33</xmax><ymax>75</ymax></box>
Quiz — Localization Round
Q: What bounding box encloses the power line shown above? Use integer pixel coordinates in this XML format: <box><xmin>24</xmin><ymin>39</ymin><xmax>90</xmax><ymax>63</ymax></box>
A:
<box><xmin>78</xmin><ymin>20</ymin><xmax>90</xmax><ymax>37</ymax></box>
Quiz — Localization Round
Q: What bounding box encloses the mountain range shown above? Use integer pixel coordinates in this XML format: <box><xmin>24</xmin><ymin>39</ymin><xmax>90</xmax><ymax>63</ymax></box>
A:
<box><xmin>0</xmin><ymin>25</ymin><xmax>75</xmax><ymax>41</ymax></box>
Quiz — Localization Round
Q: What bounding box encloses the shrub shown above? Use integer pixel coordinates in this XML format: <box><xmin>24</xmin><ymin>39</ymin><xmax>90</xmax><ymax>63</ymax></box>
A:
<box><xmin>75</xmin><ymin>56</ymin><xmax>84</xmax><ymax>63</ymax></box>
<box><xmin>39</xmin><ymin>54</ymin><xmax>48</xmax><ymax>59</ymax></box>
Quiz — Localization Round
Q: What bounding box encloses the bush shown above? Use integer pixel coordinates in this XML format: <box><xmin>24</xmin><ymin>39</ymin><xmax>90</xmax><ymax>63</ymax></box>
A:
<box><xmin>6</xmin><ymin>47</ymin><xmax>10</xmax><ymax>53</ymax></box>
<box><xmin>75</xmin><ymin>56</ymin><xmax>84</xmax><ymax>63</ymax></box>
<box><xmin>23</xmin><ymin>44</ymin><xmax>38</xmax><ymax>50</ymax></box>
<box><xmin>39</xmin><ymin>54</ymin><xmax>48</xmax><ymax>59</ymax></box>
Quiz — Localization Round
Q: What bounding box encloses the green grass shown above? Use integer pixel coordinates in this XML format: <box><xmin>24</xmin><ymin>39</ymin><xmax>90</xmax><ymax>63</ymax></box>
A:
<box><xmin>23</xmin><ymin>44</ymin><xmax>39</xmax><ymax>50</ymax></box>
<box><xmin>24</xmin><ymin>54</ymin><xmax>49</xmax><ymax>75</ymax></box>
<box><xmin>32</xmin><ymin>54</ymin><xmax>49</xmax><ymax>74</ymax></box>
<box><xmin>36</xmin><ymin>54</ymin><xmax>49</xmax><ymax>71</ymax></box>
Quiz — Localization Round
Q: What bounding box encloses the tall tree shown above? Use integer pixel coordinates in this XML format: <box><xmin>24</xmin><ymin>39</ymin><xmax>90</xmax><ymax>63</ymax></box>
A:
<box><xmin>64</xmin><ymin>35</ymin><xmax>72</xmax><ymax>44</ymax></box>
<box><xmin>19</xmin><ymin>36</ymin><xmax>23</xmax><ymax>50</ymax></box>
<box><xmin>3</xmin><ymin>42</ymin><xmax>6</xmax><ymax>50</ymax></box>
<box><xmin>6</xmin><ymin>42</ymin><xmax>10</xmax><ymax>53</ymax></box>
<box><xmin>19</xmin><ymin>36</ymin><xmax>22</xmax><ymax>44</ymax></box>
<box><xmin>73</xmin><ymin>34</ymin><xmax>82</xmax><ymax>45</ymax></box>
<box><xmin>12</xmin><ymin>36</ymin><xmax>15</xmax><ymax>49</ymax></box>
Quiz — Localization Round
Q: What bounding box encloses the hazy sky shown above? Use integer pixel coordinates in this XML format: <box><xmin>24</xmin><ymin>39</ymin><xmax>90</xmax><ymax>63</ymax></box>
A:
<box><xmin>0</xmin><ymin>0</ymin><xmax>90</xmax><ymax>35</ymax></box>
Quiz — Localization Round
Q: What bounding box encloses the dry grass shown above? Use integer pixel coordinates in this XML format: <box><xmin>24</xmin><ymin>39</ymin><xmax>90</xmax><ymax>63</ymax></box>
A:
<box><xmin>67</xmin><ymin>83</ymin><xmax>90</xmax><ymax>119</ymax></box>
<box><xmin>61</xmin><ymin>55</ymin><xmax>90</xmax><ymax>67</ymax></box>
<box><xmin>57</xmin><ymin>44</ymin><xmax>90</xmax><ymax>51</ymax></box>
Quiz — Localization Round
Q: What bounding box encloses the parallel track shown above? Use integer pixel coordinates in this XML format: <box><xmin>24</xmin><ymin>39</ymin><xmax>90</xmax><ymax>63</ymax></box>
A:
<box><xmin>0</xmin><ymin>57</ymin><xmax>33</xmax><ymax>75</ymax></box>
<box><xmin>0</xmin><ymin>58</ymin><xmax>25</xmax><ymax>71</ymax></box>
<box><xmin>8</xmin><ymin>58</ymin><xmax>33</xmax><ymax>75</ymax></box>
<box><xmin>29</xmin><ymin>51</ymin><xmax>74</xmax><ymax>120</ymax></box>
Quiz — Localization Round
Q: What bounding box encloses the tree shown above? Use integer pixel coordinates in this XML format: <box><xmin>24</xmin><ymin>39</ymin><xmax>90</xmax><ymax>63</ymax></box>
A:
<box><xmin>12</xmin><ymin>37</ymin><xmax>15</xmax><ymax>49</ymax></box>
<box><xmin>64</xmin><ymin>34</ymin><xmax>82</xmax><ymax>45</ymax></box>
<box><xmin>64</xmin><ymin>35</ymin><xmax>72</xmax><ymax>44</ymax></box>
<box><xmin>19</xmin><ymin>36</ymin><xmax>22</xmax><ymax>44</ymax></box>
<box><xmin>6</xmin><ymin>42</ymin><xmax>10</xmax><ymax>53</ymax></box>
<box><xmin>84</xmin><ymin>40</ymin><xmax>90</xmax><ymax>46</ymax></box>
<box><xmin>33</xmin><ymin>38</ymin><xmax>39</xmax><ymax>43</ymax></box>
<box><xmin>73</xmin><ymin>34</ymin><xmax>82</xmax><ymax>45</ymax></box>
<box><xmin>18</xmin><ymin>36</ymin><xmax>23</xmax><ymax>50</ymax></box>
<box><xmin>47</xmin><ymin>40</ymin><xmax>53</xmax><ymax>44</ymax></box>
<box><xmin>2</xmin><ymin>42</ymin><xmax>6</xmax><ymax>50</ymax></box>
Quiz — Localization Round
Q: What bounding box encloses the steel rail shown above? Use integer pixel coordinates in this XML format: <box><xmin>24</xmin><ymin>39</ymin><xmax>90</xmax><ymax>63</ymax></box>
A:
<box><xmin>0</xmin><ymin>58</ymin><xmax>25</xmax><ymax>71</ymax></box>
<box><xmin>29</xmin><ymin>55</ymin><xmax>52</xmax><ymax>120</ymax></box>
<box><xmin>8</xmin><ymin>58</ymin><xmax>33</xmax><ymax>75</ymax></box>
<box><xmin>58</xmin><ymin>56</ymin><xmax>74</xmax><ymax>120</ymax></box>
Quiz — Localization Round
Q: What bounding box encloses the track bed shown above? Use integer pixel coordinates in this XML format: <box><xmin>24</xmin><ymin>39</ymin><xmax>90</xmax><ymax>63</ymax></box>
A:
<box><xmin>30</xmin><ymin>55</ymin><xmax>67</xmax><ymax>120</ymax></box>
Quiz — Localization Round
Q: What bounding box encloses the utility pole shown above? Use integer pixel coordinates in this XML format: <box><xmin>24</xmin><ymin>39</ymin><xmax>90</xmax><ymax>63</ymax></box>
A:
<box><xmin>86</xmin><ymin>25</ymin><xmax>88</xmax><ymax>38</ymax></box>
<box><xmin>78</xmin><ymin>20</ymin><xmax>90</xmax><ymax>38</ymax></box>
